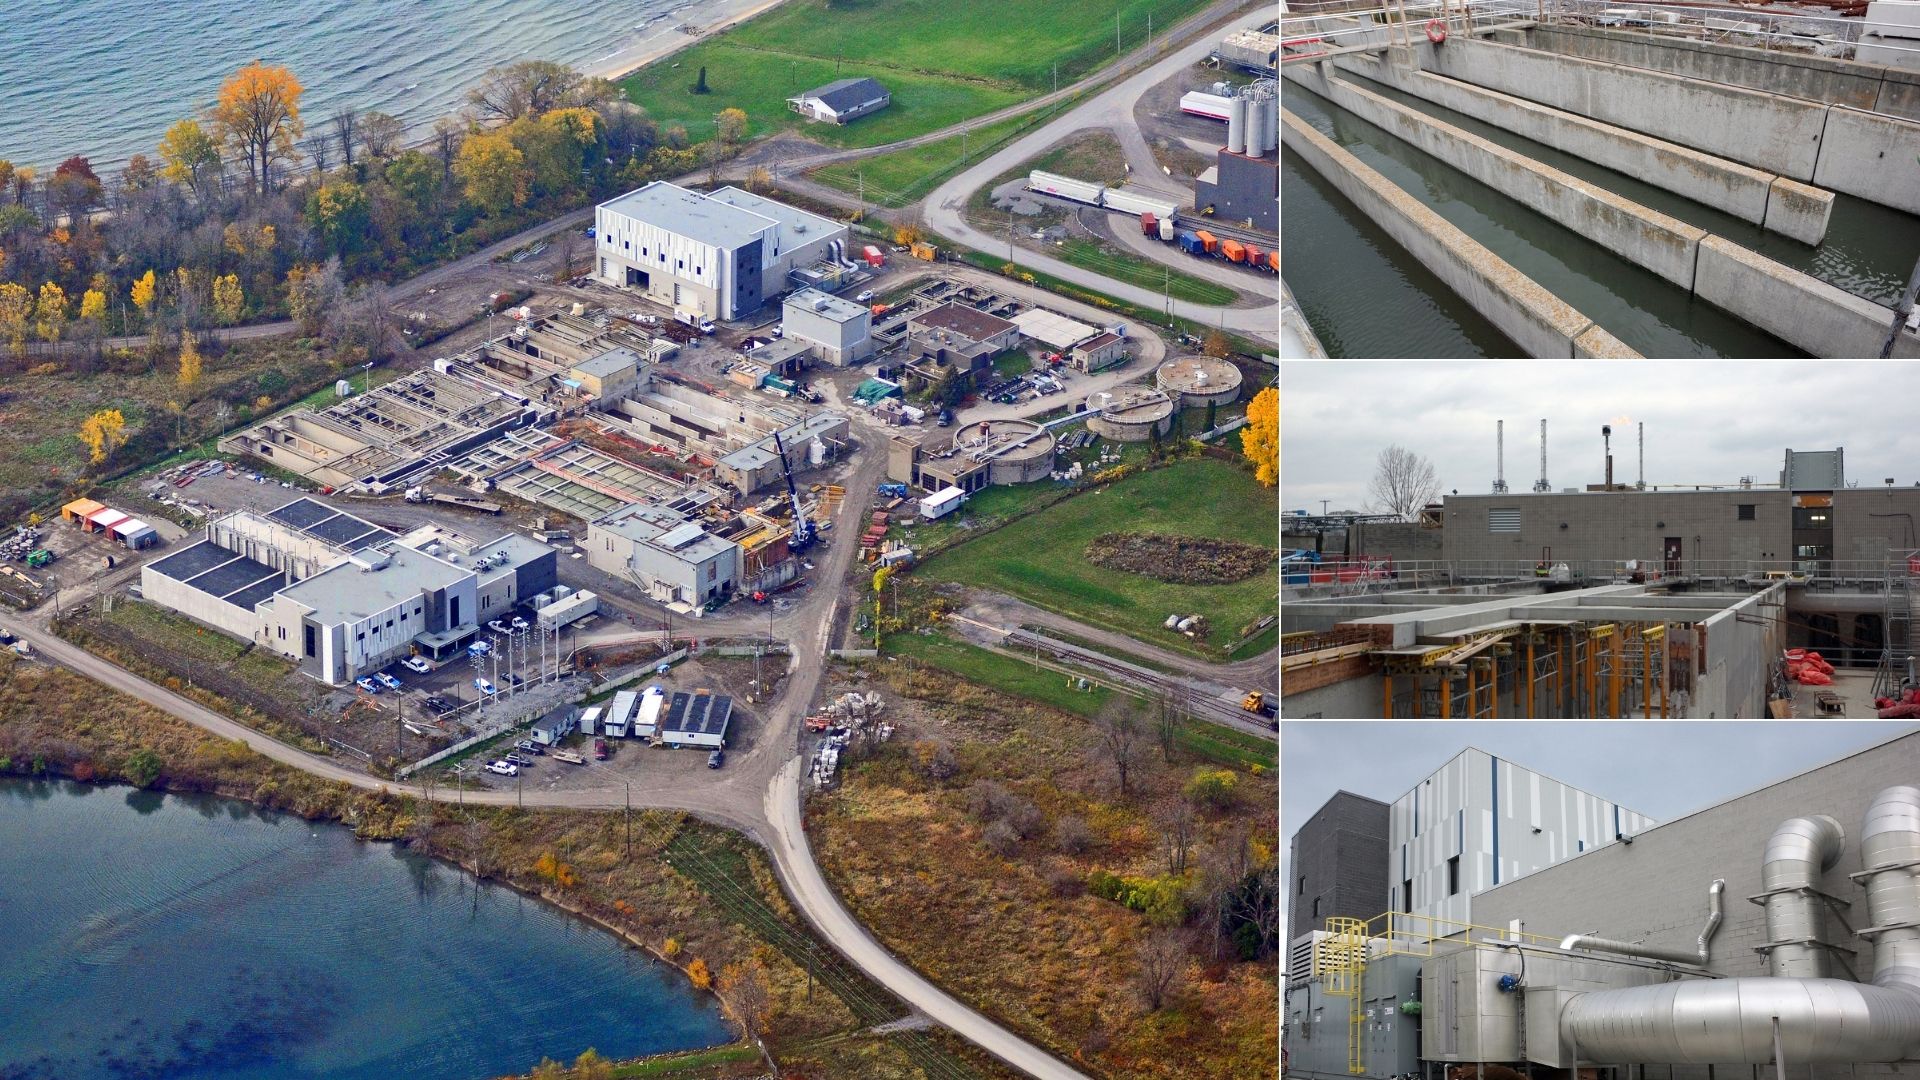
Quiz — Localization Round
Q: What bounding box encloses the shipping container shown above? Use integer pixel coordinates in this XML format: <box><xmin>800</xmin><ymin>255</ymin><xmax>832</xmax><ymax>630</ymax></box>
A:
<box><xmin>1220</xmin><ymin>239</ymin><xmax>1246</xmax><ymax>263</ymax></box>
<box><xmin>1027</xmin><ymin>169</ymin><xmax>1106</xmax><ymax>206</ymax></box>
<box><xmin>1179</xmin><ymin>90</ymin><xmax>1234</xmax><ymax>121</ymax></box>
<box><xmin>1176</xmin><ymin>230</ymin><xmax>1207</xmax><ymax>255</ymax></box>
<box><xmin>1158</xmin><ymin>217</ymin><xmax>1175</xmax><ymax>241</ymax></box>
<box><xmin>910</xmin><ymin>242</ymin><xmax>937</xmax><ymax>261</ymax></box>
<box><xmin>1194</xmin><ymin>230</ymin><xmax>1220</xmax><ymax>254</ymax></box>
<box><xmin>1100</xmin><ymin>186</ymin><xmax>1180</xmax><ymax>220</ymax></box>
<box><xmin>862</xmin><ymin>244</ymin><xmax>885</xmax><ymax>267</ymax></box>
<box><xmin>1140</xmin><ymin>212</ymin><xmax>1157</xmax><ymax>236</ymax></box>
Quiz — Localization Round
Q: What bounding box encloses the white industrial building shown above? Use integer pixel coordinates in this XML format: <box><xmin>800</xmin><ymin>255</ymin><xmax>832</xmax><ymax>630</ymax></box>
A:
<box><xmin>1389</xmin><ymin>747</ymin><xmax>1657</xmax><ymax>926</ymax></box>
<box><xmin>594</xmin><ymin>182</ymin><xmax>851</xmax><ymax>321</ymax></box>
<box><xmin>660</xmin><ymin>690</ymin><xmax>733</xmax><ymax>748</ymax></box>
<box><xmin>586</xmin><ymin>503</ymin><xmax>741</xmax><ymax>607</ymax></box>
<box><xmin>141</xmin><ymin>496</ymin><xmax>555</xmax><ymax>686</ymax></box>
<box><xmin>782</xmin><ymin>288</ymin><xmax>873</xmax><ymax>366</ymax></box>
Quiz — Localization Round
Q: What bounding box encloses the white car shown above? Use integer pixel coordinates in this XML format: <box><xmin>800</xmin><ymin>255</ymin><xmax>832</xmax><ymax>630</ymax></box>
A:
<box><xmin>402</xmin><ymin>657</ymin><xmax>432</xmax><ymax>675</ymax></box>
<box><xmin>484</xmin><ymin>760</ymin><xmax>519</xmax><ymax>776</ymax></box>
<box><xmin>376</xmin><ymin>672</ymin><xmax>404</xmax><ymax>691</ymax></box>
<box><xmin>487</xmin><ymin>619</ymin><xmax>511</xmax><ymax>635</ymax></box>
<box><xmin>354</xmin><ymin>676</ymin><xmax>382</xmax><ymax>694</ymax></box>
<box><xmin>474</xmin><ymin>677</ymin><xmax>498</xmax><ymax>696</ymax></box>
<box><xmin>855</xmin><ymin>289</ymin><xmax>876</xmax><ymax>303</ymax></box>
<box><xmin>468</xmin><ymin>640</ymin><xmax>493</xmax><ymax>657</ymax></box>
<box><xmin>510</xmin><ymin>616</ymin><xmax>530</xmax><ymax>631</ymax></box>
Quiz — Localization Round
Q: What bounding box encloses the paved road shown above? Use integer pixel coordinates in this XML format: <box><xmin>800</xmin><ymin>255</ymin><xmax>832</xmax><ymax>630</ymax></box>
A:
<box><xmin>923</xmin><ymin>8</ymin><xmax>1278</xmax><ymax>340</ymax></box>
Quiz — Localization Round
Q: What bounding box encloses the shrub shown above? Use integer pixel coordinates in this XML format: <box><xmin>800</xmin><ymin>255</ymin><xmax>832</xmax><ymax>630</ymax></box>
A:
<box><xmin>1054</xmin><ymin>815</ymin><xmax>1094</xmax><ymax>856</ymax></box>
<box><xmin>1087</xmin><ymin>869</ymin><xmax>1191</xmax><ymax>925</ymax></box>
<box><xmin>663</xmin><ymin>937</ymin><xmax>681</xmax><ymax>956</ymax></box>
<box><xmin>687</xmin><ymin>957</ymin><xmax>712</xmax><ymax>990</ymax></box>
<box><xmin>123</xmin><ymin>747</ymin><xmax>162</xmax><ymax>788</ymax></box>
<box><xmin>1046</xmin><ymin>864</ymin><xmax>1084</xmax><ymax>898</ymax></box>
<box><xmin>983</xmin><ymin>819</ymin><xmax>1021</xmax><ymax>857</ymax></box>
<box><xmin>1185</xmin><ymin>768</ymin><xmax>1239</xmax><ymax>810</ymax></box>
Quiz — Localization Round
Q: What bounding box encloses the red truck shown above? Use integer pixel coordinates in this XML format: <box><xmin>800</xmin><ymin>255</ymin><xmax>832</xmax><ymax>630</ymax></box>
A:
<box><xmin>593</xmin><ymin>738</ymin><xmax>609</xmax><ymax>761</ymax></box>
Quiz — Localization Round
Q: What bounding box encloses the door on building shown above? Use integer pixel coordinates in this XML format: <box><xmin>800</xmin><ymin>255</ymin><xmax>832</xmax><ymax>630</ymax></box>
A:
<box><xmin>1663</xmin><ymin>537</ymin><xmax>1683</xmax><ymax>575</ymax></box>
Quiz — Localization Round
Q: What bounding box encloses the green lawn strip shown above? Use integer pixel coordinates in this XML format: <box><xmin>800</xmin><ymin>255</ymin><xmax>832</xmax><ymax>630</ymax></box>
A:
<box><xmin>624</xmin><ymin>43</ymin><xmax>1025</xmax><ymax>149</ymax></box>
<box><xmin>1226</xmin><ymin>621</ymin><xmax>1278</xmax><ymax>661</ymax></box>
<box><xmin>990</xmin><ymin>349</ymin><xmax>1032</xmax><ymax>378</ymax></box>
<box><xmin>920</xmin><ymin>458</ymin><xmax>1278</xmax><ymax>659</ymax></box>
<box><xmin>662</xmin><ymin>825</ymin><xmax>979</xmax><ymax>1079</ymax></box>
<box><xmin>809</xmin><ymin>95</ymin><xmax>1086</xmax><ymax>207</ymax></box>
<box><xmin>1176</xmin><ymin>721</ymin><xmax>1276</xmax><ymax>770</ymax></box>
<box><xmin>886</xmin><ymin>631</ymin><xmax>1123</xmax><ymax>719</ymax></box>
<box><xmin>608</xmin><ymin>1044</ymin><xmax>763</xmax><ymax>1078</ymax></box>
<box><xmin>1050</xmin><ymin>237</ymin><xmax>1238</xmax><ymax>305</ymax></box>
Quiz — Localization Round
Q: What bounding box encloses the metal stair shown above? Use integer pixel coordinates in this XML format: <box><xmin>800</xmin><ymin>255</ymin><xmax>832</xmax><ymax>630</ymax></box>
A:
<box><xmin>1872</xmin><ymin>560</ymin><xmax>1914</xmax><ymax>702</ymax></box>
<box><xmin>1317</xmin><ymin>917</ymin><xmax>1369</xmax><ymax>1074</ymax></box>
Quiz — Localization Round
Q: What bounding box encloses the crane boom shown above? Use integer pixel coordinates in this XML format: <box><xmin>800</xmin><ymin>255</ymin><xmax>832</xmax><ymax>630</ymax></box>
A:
<box><xmin>772</xmin><ymin>431</ymin><xmax>814</xmax><ymax>552</ymax></box>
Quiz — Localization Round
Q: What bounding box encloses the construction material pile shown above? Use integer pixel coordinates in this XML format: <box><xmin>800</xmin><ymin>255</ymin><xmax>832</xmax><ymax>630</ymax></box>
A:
<box><xmin>1784</xmin><ymin>649</ymin><xmax>1835</xmax><ymax>686</ymax></box>
<box><xmin>1877</xmin><ymin>688</ymin><xmax>1920</xmax><ymax>719</ymax></box>
<box><xmin>808</xmin><ymin>691</ymin><xmax>895</xmax><ymax>789</ymax></box>
<box><xmin>1086</xmin><ymin>531</ymin><xmax>1275</xmax><ymax>585</ymax></box>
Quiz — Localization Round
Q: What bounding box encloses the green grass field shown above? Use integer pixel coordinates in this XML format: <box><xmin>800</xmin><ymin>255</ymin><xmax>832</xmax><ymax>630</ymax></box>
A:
<box><xmin>807</xmin><ymin>94</ymin><xmax>1083</xmax><ymax>206</ymax></box>
<box><xmin>622</xmin><ymin>0</ymin><xmax>1205</xmax><ymax>148</ymax></box>
<box><xmin>921</xmin><ymin>457</ymin><xmax>1278</xmax><ymax>659</ymax></box>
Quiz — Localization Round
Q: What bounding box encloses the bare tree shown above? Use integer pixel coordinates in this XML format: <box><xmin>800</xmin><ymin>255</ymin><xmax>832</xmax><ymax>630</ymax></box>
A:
<box><xmin>467</xmin><ymin>60</ymin><xmax>587</xmax><ymax>122</ymax></box>
<box><xmin>432</xmin><ymin>117</ymin><xmax>464</xmax><ymax>179</ymax></box>
<box><xmin>1154</xmin><ymin>688</ymin><xmax>1187</xmax><ymax>764</ymax></box>
<box><xmin>1094</xmin><ymin>699</ymin><xmax>1144</xmax><ymax>797</ymax></box>
<box><xmin>1369</xmin><ymin>444</ymin><xmax>1441</xmax><ymax>521</ymax></box>
<box><xmin>717</xmin><ymin>959</ymin><xmax>774</xmax><ymax>1046</ymax></box>
<box><xmin>302</xmin><ymin>133</ymin><xmax>332</xmax><ymax>176</ymax></box>
<box><xmin>359</xmin><ymin>111</ymin><xmax>405</xmax><ymax>161</ymax></box>
<box><xmin>332</xmin><ymin>108</ymin><xmax>358</xmax><ymax>169</ymax></box>
<box><xmin>1054</xmin><ymin>815</ymin><xmax>1093</xmax><ymax>856</ymax></box>
<box><xmin>1200</xmin><ymin>821</ymin><xmax>1254</xmax><ymax>959</ymax></box>
<box><xmin>1161</xmin><ymin>803</ymin><xmax>1197</xmax><ymax>874</ymax></box>
<box><xmin>1134</xmin><ymin>930</ymin><xmax>1187</xmax><ymax>1011</ymax></box>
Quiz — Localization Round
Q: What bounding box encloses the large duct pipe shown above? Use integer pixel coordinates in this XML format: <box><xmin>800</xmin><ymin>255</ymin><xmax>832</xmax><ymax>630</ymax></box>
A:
<box><xmin>1763</xmin><ymin>814</ymin><xmax>1845</xmax><ymax>978</ymax></box>
<box><xmin>1561</xmin><ymin>795</ymin><xmax>1920</xmax><ymax>1064</ymax></box>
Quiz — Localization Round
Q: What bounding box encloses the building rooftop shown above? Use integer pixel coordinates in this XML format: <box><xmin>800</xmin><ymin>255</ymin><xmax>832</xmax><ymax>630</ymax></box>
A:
<box><xmin>785</xmin><ymin>288</ymin><xmax>869</xmax><ymax>324</ymax></box>
<box><xmin>147</xmin><ymin>539</ymin><xmax>287</xmax><ymax>609</ymax></box>
<box><xmin>1077</xmin><ymin>332</ymin><xmax>1122</xmax><ymax>352</ymax></box>
<box><xmin>600</xmin><ymin>182</ymin><xmax>775</xmax><ymax>251</ymax></box>
<box><xmin>661</xmin><ymin>691</ymin><xmax>734</xmax><ymax>741</ymax></box>
<box><xmin>273</xmin><ymin>543</ymin><xmax>471</xmax><ymax>625</ymax></box>
<box><xmin>912</xmin><ymin>303</ymin><xmax>1019</xmax><ymax>344</ymax></box>
<box><xmin>1010</xmin><ymin>307</ymin><xmax>1100</xmax><ymax>349</ymax></box>
<box><xmin>796</xmin><ymin>76</ymin><xmax>889</xmax><ymax>112</ymax></box>
<box><xmin>265</xmin><ymin>497</ymin><xmax>390</xmax><ymax>552</ymax></box>
<box><xmin>718</xmin><ymin>413</ymin><xmax>847</xmax><ymax>473</ymax></box>
<box><xmin>596</xmin><ymin>504</ymin><xmax>736</xmax><ymax>565</ymax></box>
<box><xmin>706</xmin><ymin>186</ymin><xmax>845</xmax><ymax>257</ymax></box>
<box><xmin>571</xmin><ymin>348</ymin><xmax>641</xmax><ymax>380</ymax></box>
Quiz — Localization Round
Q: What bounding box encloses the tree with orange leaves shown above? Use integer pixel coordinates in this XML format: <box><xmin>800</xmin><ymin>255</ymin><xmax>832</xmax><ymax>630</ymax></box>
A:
<box><xmin>209</xmin><ymin>62</ymin><xmax>304</xmax><ymax>195</ymax></box>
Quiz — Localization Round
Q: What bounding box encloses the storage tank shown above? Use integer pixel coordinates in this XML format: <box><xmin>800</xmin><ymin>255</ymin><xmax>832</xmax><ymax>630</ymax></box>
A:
<box><xmin>1243</xmin><ymin>96</ymin><xmax>1266</xmax><ymax>155</ymax></box>
<box><xmin>1156</xmin><ymin>355</ymin><xmax>1244</xmax><ymax>408</ymax></box>
<box><xmin>1226</xmin><ymin>93</ymin><xmax>1248</xmax><ymax>155</ymax></box>
<box><xmin>951</xmin><ymin>419</ymin><xmax>1056</xmax><ymax>484</ymax></box>
<box><xmin>809</xmin><ymin>437</ymin><xmax>826</xmax><ymax>467</ymax></box>
<box><xmin>1085</xmin><ymin>388</ymin><xmax>1176</xmax><ymax>442</ymax></box>
<box><xmin>1255</xmin><ymin>95</ymin><xmax>1278</xmax><ymax>155</ymax></box>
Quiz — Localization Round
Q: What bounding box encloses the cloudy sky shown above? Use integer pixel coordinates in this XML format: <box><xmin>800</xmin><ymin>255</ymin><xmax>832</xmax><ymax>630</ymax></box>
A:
<box><xmin>1279</xmin><ymin>362</ymin><xmax>1920</xmax><ymax>515</ymax></box>
<box><xmin>1279</xmin><ymin>720</ymin><xmax>1918</xmax><ymax>928</ymax></box>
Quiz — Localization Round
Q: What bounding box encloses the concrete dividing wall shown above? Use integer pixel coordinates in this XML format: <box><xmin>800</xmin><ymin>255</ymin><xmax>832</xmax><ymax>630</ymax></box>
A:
<box><xmin>1812</xmin><ymin>105</ymin><xmax>1920</xmax><ymax>217</ymax></box>
<box><xmin>1280</xmin><ymin>108</ymin><xmax>1639</xmax><ymax>358</ymax></box>
<box><xmin>1691</xmin><ymin>235</ymin><xmax>1920</xmax><ymax>358</ymax></box>
<box><xmin>1525</xmin><ymin>24</ymin><xmax>1920</xmax><ymax>123</ymax></box>
<box><xmin>1286</xmin><ymin>63</ymin><xmax>1708</xmax><ymax>288</ymax></box>
<box><xmin>1430</xmin><ymin>37</ymin><xmax>1920</xmax><ymax>216</ymax></box>
<box><xmin>1327</xmin><ymin>48</ymin><xmax>1831</xmax><ymax>244</ymax></box>
<box><xmin>1422</xmin><ymin>38</ymin><xmax>1830</xmax><ymax>180</ymax></box>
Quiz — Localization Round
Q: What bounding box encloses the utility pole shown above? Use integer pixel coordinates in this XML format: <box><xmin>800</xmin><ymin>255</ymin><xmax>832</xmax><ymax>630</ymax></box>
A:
<box><xmin>1052</xmin><ymin>63</ymin><xmax>1058</xmax><ymax>94</ymax></box>
<box><xmin>1148</xmin><ymin>11</ymin><xmax>1153</xmax><ymax>54</ymax></box>
<box><xmin>624</xmin><ymin>779</ymin><xmax>632</xmax><ymax>858</ymax></box>
<box><xmin>1008</xmin><ymin>212</ymin><xmax>1015</xmax><ymax>261</ymax></box>
<box><xmin>1116</xmin><ymin>10</ymin><xmax>1122</xmax><ymax>57</ymax></box>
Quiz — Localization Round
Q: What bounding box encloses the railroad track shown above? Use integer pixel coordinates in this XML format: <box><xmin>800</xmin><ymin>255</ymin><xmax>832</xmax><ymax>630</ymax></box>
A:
<box><xmin>1004</xmin><ymin>627</ymin><xmax>1277</xmax><ymax>736</ymax></box>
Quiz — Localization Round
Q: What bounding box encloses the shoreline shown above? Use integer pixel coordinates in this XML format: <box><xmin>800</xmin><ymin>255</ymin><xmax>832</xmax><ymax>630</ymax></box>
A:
<box><xmin>584</xmin><ymin>0</ymin><xmax>797</xmax><ymax>84</ymax></box>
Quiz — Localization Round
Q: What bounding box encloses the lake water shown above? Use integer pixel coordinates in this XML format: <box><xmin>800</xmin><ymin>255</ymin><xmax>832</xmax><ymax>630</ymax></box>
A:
<box><xmin>0</xmin><ymin>0</ymin><xmax>700</xmax><ymax>171</ymax></box>
<box><xmin>0</xmin><ymin>777</ymin><xmax>730</xmax><ymax>1080</ymax></box>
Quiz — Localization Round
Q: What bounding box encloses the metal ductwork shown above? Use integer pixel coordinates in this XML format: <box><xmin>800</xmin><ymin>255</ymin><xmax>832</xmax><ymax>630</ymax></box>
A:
<box><xmin>1558</xmin><ymin>879</ymin><xmax>1724</xmax><ymax>967</ymax></box>
<box><xmin>1559</xmin><ymin>791</ymin><xmax>1920</xmax><ymax>1065</ymax></box>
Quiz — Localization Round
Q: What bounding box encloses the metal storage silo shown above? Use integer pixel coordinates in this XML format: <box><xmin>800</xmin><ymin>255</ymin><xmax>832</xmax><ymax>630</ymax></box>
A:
<box><xmin>1226</xmin><ymin>93</ymin><xmax>1248</xmax><ymax>155</ymax></box>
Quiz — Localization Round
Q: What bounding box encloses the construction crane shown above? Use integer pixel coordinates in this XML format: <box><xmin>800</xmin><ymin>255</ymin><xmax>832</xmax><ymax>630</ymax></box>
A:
<box><xmin>771</xmin><ymin>431</ymin><xmax>815</xmax><ymax>554</ymax></box>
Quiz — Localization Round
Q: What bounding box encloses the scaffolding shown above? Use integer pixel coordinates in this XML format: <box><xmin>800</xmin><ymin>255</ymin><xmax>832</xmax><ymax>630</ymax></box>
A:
<box><xmin>1873</xmin><ymin>552</ymin><xmax>1919</xmax><ymax>701</ymax></box>
<box><xmin>1377</xmin><ymin>622</ymin><xmax>1672</xmax><ymax>718</ymax></box>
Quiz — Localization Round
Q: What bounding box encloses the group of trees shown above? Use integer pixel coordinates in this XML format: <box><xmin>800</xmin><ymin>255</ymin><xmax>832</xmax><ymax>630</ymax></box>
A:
<box><xmin>0</xmin><ymin>57</ymin><xmax>736</xmax><ymax>378</ymax></box>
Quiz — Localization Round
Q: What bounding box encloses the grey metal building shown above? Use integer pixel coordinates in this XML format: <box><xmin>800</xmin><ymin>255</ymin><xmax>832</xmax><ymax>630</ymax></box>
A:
<box><xmin>1290</xmin><ymin>790</ymin><xmax>1391</xmax><ymax>947</ymax></box>
<box><xmin>782</xmin><ymin>288</ymin><xmax>873</xmax><ymax>366</ymax></box>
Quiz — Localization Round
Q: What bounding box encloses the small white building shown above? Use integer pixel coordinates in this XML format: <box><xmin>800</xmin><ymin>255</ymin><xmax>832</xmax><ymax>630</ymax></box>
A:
<box><xmin>605</xmin><ymin>690</ymin><xmax>638</xmax><ymax>738</ymax></box>
<box><xmin>782</xmin><ymin>288</ymin><xmax>873</xmax><ymax>367</ymax></box>
<box><xmin>532</xmin><ymin>710</ymin><xmax>579</xmax><ymax>745</ymax></box>
<box><xmin>919</xmin><ymin>486</ymin><xmax>967</xmax><ymax>521</ymax></box>
<box><xmin>578</xmin><ymin>705</ymin><xmax>603</xmax><ymax>736</ymax></box>
<box><xmin>660</xmin><ymin>690</ymin><xmax>733</xmax><ymax>749</ymax></box>
<box><xmin>587</xmin><ymin>504</ymin><xmax>742</xmax><ymax>607</ymax></box>
<box><xmin>786</xmin><ymin>76</ymin><xmax>891</xmax><ymax>124</ymax></box>
<box><xmin>635</xmin><ymin>685</ymin><xmax>666</xmax><ymax>738</ymax></box>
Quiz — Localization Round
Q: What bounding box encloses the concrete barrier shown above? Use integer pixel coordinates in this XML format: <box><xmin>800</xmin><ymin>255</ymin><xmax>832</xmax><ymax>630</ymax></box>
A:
<box><xmin>1285</xmin><ymin>62</ymin><xmax>1709</xmax><ymax>289</ymax></box>
<box><xmin>1422</xmin><ymin>38</ymin><xmax>1830</xmax><ymax>180</ymax></box>
<box><xmin>1429</xmin><ymin>37</ymin><xmax>1920</xmax><ymax>216</ymax></box>
<box><xmin>1690</xmin><ymin>235</ymin><xmax>1920</xmax><ymax>358</ymax></box>
<box><xmin>1326</xmin><ymin>47</ymin><xmax>1831</xmax><ymax>244</ymax></box>
<box><xmin>1280</xmin><ymin>107</ymin><xmax>1639</xmax><ymax>358</ymax></box>
<box><xmin>1812</xmin><ymin>106</ymin><xmax>1920</xmax><ymax>217</ymax></box>
<box><xmin>1523</xmin><ymin>25</ymin><xmax>1920</xmax><ymax>124</ymax></box>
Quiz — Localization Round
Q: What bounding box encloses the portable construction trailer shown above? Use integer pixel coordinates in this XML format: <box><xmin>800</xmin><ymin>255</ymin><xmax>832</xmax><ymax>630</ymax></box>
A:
<box><xmin>604</xmin><ymin>690</ymin><xmax>636</xmax><ymax>738</ymax></box>
<box><xmin>1194</xmin><ymin>230</ymin><xmax>1220</xmax><ymax>254</ymax></box>
<box><xmin>634</xmin><ymin>685</ymin><xmax>665</xmax><ymax>738</ymax></box>
<box><xmin>1219</xmin><ymin>238</ymin><xmax>1247</xmax><ymax>263</ymax></box>
<box><xmin>919</xmin><ymin>486</ymin><xmax>967</xmax><ymax>521</ymax></box>
<box><xmin>577</xmin><ymin>705</ymin><xmax>602</xmax><ymax>736</ymax></box>
<box><xmin>1177</xmin><ymin>231</ymin><xmax>1207</xmax><ymax>255</ymax></box>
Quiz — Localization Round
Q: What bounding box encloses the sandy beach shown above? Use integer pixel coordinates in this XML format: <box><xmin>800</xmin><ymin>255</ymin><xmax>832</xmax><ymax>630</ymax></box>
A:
<box><xmin>583</xmin><ymin>0</ymin><xmax>796</xmax><ymax>82</ymax></box>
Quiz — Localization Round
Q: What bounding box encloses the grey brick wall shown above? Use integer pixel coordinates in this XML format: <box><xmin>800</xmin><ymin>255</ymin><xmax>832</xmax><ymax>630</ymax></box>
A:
<box><xmin>1469</xmin><ymin>730</ymin><xmax>1920</xmax><ymax>1078</ymax></box>
<box><xmin>1289</xmin><ymin>791</ymin><xmax>1391</xmax><ymax>945</ymax></box>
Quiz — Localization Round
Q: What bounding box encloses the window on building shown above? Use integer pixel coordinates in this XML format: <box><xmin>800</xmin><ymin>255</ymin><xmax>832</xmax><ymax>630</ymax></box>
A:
<box><xmin>278</xmin><ymin>627</ymin><xmax>286</xmax><ymax>640</ymax></box>
<box><xmin>1738</xmin><ymin>504</ymin><xmax>1756</xmax><ymax>520</ymax></box>
<box><xmin>1299</xmin><ymin>877</ymin><xmax>1306</xmax><ymax>895</ymax></box>
<box><xmin>356</xmin><ymin>631</ymin><xmax>365</xmax><ymax>641</ymax></box>
<box><xmin>1312</xmin><ymin>898</ymin><xmax>1320</xmax><ymax>919</ymax></box>
<box><xmin>1447</xmin><ymin>855</ymin><xmax>1460</xmax><ymax>896</ymax></box>
<box><xmin>1794</xmin><ymin>507</ymin><xmax>1832</xmax><ymax>529</ymax></box>
<box><xmin>1488</xmin><ymin>508</ymin><xmax>1521</xmax><ymax>533</ymax></box>
<box><xmin>386</xmin><ymin>619</ymin><xmax>393</xmax><ymax>629</ymax></box>
<box><xmin>415</xmin><ymin>606</ymin><xmax>422</xmax><ymax>615</ymax></box>
<box><xmin>1403</xmin><ymin>877</ymin><xmax>1413</xmax><ymax>911</ymax></box>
